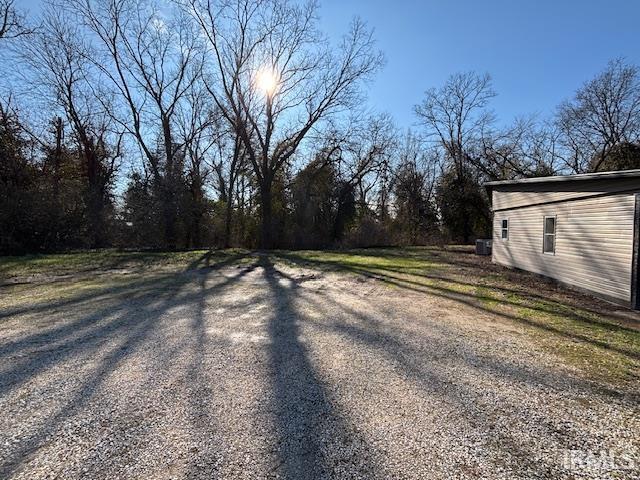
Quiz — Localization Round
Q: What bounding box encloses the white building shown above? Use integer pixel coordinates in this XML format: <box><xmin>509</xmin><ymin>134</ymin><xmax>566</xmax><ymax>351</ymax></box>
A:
<box><xmin>486</xmin><ymin>170</ymin><xmax>640</xmax><ymax>309</ymax></box>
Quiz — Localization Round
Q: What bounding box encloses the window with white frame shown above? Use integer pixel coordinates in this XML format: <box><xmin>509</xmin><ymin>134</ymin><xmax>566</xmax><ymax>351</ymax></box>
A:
<box><xmin>543</xmin><ymin>216</ymin><xmax>556</xmax><ymax>254</ymax></box>
<box><xmin>501</xmin><ymin>219</ymin><xmax>508</xmax><ymax>240</ymax></box>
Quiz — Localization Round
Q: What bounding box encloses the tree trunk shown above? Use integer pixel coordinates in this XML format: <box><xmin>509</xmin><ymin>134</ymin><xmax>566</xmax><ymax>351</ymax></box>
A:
<box><xmin>52</xmin><ymin>117</ymin><xmax>63</xmax><ymax>199</ymax></box>
<box><xmin>460</xmin><ymin>184</ymin><xmax>471</xmax><ymax>244</ymax></box>
<box><xmin>161</xmin><ymin>116</ymin><xmax>178</xmax><ymax>250</ymax></box>
<box><xmin>84</xmin><ymin>144</ymin><xmax>109</xmax><ymax>249</ymax></box>
<box><xmin>163</xmin><ymin>179</ymin><xmax>177</xmax><ymax>250</ymax></box>
<box><xmin>192</xmin><ymin>214</ymin><xmax>201</xmax><ymax>248</ymax></box>
<box><xmin>190</xmin><ymin>175</ymin><xmax>204</xmax><ymax>249</ymax></box>
<box><xmin>332</xmin><ymin>184</ymin><xmax>353</xmax><ymax>240</ymax></box>
<box><xmin>87</xmin><ymin>188</ymin><xmax>106</xmax><ymax>248</ymax></box>
<box><xmin>238</xmin><ymin>179</ymin><xmax>246</xmax><ymax>245</ymax></box>
<box><xmin>455</xmin><ymin>158</ymin><xmax>471</xmax><ymax>244</ymax></box>
<box><xmin>224</xmin><ymin>199</ymin><xmax>233</xmax><ymax>248</ymax></box>
<box><xmin>259</xmin><ymin>182</ymin><xmax>273</xmax><ymax>249</ymax></box>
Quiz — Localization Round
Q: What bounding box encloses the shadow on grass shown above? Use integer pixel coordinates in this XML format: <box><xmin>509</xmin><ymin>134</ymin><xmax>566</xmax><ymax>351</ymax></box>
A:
<box><xmin>284</xmin><ymin>249</ymin><xmax>626</xmax><ymax>316</ymax></box>
<box><xmin>0</xmin><ymin>252</ymin><xmax>248</xmax><ymax>321</ymax></box>
<box><xmin>0</xmin><ymin>249</ymin><xmax>248</xmax><ymax>280</ymax></box>
<box><xmin>271</xmin><ymin>251</ymin><xmax>640</xmax><ymax>365</ymax></box>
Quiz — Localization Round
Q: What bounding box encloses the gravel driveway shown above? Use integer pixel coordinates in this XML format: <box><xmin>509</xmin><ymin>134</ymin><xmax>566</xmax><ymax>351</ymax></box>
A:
<box><xmin>1</xmin><ymin>255</ymin><xmax>638</xmax><ymax>479</ymax></box>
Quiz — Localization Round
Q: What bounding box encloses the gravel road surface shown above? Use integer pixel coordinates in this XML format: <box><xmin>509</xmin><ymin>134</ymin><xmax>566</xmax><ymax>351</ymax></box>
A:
<box><xmin>1</xmin><ymin>256</ymin><xmax>638</xmax><ymax>479</ymax></box>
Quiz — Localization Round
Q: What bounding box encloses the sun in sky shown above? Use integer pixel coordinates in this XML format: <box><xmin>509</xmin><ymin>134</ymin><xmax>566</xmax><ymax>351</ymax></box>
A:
<box><xmin>255</xmin><ymin>66</ymin><xmax>280</xmax><ymax>97</ymax></box>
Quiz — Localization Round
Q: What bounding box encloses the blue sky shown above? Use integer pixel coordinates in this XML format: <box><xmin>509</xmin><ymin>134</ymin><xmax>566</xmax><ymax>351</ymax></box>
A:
<box><xmin>318</xmin><ymin>0</ymin><xmax>640</xmax><ymax>129</ymax></box>
<box><xmin>20</xmin><ymin>0</ymin><xmax>640</xmax><ymax>130</ymax></box>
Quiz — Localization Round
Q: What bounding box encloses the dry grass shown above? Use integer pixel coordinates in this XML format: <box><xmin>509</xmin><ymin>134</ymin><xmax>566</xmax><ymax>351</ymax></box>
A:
<box><xmin>2</xmin><ymin>246</ymin><xmax>639</xmax><ymax>385</ymax></box>
<box><xmin>272</xmin><ymin>246</ymin><xmax>640</xmax><ymax>385</ymax></box>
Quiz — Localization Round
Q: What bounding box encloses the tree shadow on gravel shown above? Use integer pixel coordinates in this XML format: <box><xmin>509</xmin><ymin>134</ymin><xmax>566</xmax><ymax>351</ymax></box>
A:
<box><xmin>279</xmin><ymin>249</ymin><xmax>639</xmax><ymax>326</ymax></box>
<box><xmin>289</xmin><ymin>286</ymin><xmax>630</xmax><ymax>479</ymax></box>
<box><xmin>260</xmin><ymin>256</ymin><xmax>381</xmax><ymax>479</ymax></box>
<box><xmin>0</xmin><ymin>254</ymin><xmax>252</xmax><ymax>396</ymax></box>
<box><xmin>182</xmin><ymin>255</ymin><xmax>231</xmax><ymax>479</ymax></box>
<box><xmin>0</xmin><ymin>254</ymin><xmax>257</xmax><ymax>478</ymax></box>
<box><xmin>273</xmin><ymin>252</ymin><xmax>640</xmax><ymax>364</ymax></box>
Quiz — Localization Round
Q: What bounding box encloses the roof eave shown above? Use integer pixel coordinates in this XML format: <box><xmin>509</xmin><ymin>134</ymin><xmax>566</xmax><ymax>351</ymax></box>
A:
<box><xmin>484</xmin><ymin>169</ymin><xmax>640</xmax><ymax>188</ymax></box>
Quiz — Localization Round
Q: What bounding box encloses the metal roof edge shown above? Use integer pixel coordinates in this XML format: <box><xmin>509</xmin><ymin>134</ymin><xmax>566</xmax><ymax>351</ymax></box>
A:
<box><xmin>485</xmin><ymin>169</ymin><xmax>640</xmax><ymax>188</ymax></box>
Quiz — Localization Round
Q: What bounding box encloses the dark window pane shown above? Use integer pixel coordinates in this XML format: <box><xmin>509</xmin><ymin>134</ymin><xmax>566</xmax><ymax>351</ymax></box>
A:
<box><xmin>502</xmin><ymin>219</ymin><xmax>508</xmax><ymax>229</ymax></box>
<box><xmin>544</xmin><ymin>234</ymin><xmax>555</xmax><ymax>253</ymax></box>
<box><xmin>501</xmin><ymin>229</ymin><xmax>508</xmax><ymax>239</ymax></box>
<box><xmin>545</xmin><ymin>217</ymin><xmax>555</xmax><ymax>234</ymax></box>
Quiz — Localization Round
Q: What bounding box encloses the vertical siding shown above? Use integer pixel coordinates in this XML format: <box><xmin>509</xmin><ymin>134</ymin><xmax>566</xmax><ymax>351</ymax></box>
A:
<box><xmin>492</xmin><ymin>193</ymin><xmax>636</xmax><ymax>303</ymax></box>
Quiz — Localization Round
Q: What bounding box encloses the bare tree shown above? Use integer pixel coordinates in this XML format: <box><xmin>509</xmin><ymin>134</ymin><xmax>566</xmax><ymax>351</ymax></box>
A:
<box><xmin>21</xmin><ymin>9</ymin><xmax>122</xmax><ymax>247</ymax></box>
<box><xmin>395</xmin><ymin>131</ymin><xmax>439</xmax><ymax>201</ymax></box>
<box><xmin>476</xmin><ymin>117</ymin><xmax>562</xmax><ymax>180</ymax></box>
<box><xmin>393</xmin><ymin>132</ymin><xmax>440</xmax><ymax>244</ymax></box>
<box><xmin>305</xmin><ymin>113</ymin><xmax>396</xmax><ymax>237</ymax></box>
<box><xmin>557</xmin><ymin>58</ymin><xmax>640</xmax><ymax>173</ymax></box>
<box><xmin>415</xmin><ymin>71</ymin><xmax>495</xmax><ymax>243</ymax></box>
<box><xmin>185</xmin><ymin>0</ymin><xmax>383</xmax><ymax>248</ymax></box>
<box><xmin>511</xmin><ymin>119</ymin><xmax>563</xmax><ymax>176</ymax></box>
<box><xmin>415</xmin><ymin>72</ymin><xmax>495</xmax><ymax>179</ymax></box>
<box><xmin>339</xmin><ymin>113</ymin><xmax>396</xmax><ymax>216</ymax></box>
<box><xmin>178</xmin><ymin>94</ymin><xmax>250</xmax><ymax>248</ymax></box>
<box><xmin>210</xmin><ymin>127</ymin><xmax>250</xmax><ymax>248</ymax></box>
<box><xmin>67</xmin><ymin>0</ymin><xmax>203</xmax><ymax>248</ymax></box>
<box><xmin>0</xmin><ymin>0</ymin><xmax>33</xmax><ymax>40</ymax></box>
<box><xmin>176</xmin><ymin>86</ymin><xmax>219</xmax><ymax>247</ymax></box>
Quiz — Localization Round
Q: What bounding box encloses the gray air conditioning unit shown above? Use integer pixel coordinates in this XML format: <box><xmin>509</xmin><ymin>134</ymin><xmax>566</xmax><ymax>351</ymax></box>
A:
<box><xmin>475</xmin><ymin>239</ymin><xmax>492</xmax><ymax>256</ymax></box>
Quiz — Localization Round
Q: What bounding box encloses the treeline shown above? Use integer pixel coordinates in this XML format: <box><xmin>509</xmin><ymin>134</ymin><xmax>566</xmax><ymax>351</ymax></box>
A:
<box><xmin>1</xmin><ymin>0</ymin><xmax>639</xmax><ymax>254</ymax></box>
